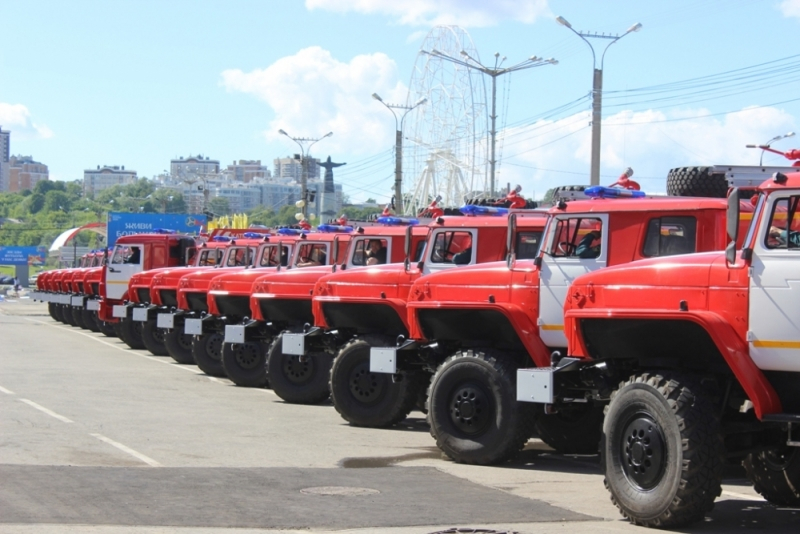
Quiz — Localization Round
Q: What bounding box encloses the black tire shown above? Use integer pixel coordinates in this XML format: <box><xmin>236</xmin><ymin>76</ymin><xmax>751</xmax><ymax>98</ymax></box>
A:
<box><xmin>112</xmin><ymin>321</ymin><xmax>124</xmax><ymax>339</ymax></box>
<box><xmin>534</xmin><ymin>402</ymin><xmax>605</xmax><ymax>454</ymax></box>
<box><xmin>602</xmin><ymin>372</ymin><xmax>724</xmax><ymax>528</ymax></box>
<box><xmin>61</xmin><ymin>305</ymin><xmax>77</xmax><ymax>326</ymax></box>
<box><xmin>97</xmin><ymin>316</ymin><xmax>117</xmax><ymax>337</ymax></box>
<box><xmin>48</xmin><ymin>303</ymin><xmax>59</xmax><ymax>321</ymax></box>
<box><xmin>427</xmin><ymin>349</ymin><xmax>535</xmax><ymax>465</ymax></box>
<box><xmin>192</xmin><ymin>333</ymin><xmax>226</xmax><ymax>377</ymax></box>
<box><xmin>329</xmin><ymin>335</ymin><xmax>422</xmax><ymax>427</ymax></box>
<box><xmin>118</xmin><ymin>318</ymin><xmax>146</xmax><ymax>350</ymax></box>
<box><xmin>743</xmin><ymin>446</ymin><xmax>800</xmax><ymax>506</ymax></box>
<box><xmin>71</xmin><ymin>306</ymin><xmax>87</xmax><ymax>329</ymax></box>
<box><xmin>82</xmin><ymin>309</ymin><xmax>100</xmax><ymax>332</ymax></box>
<box><xmin>222</xmin><ymin>341</ymin><xmax>269</xmax><ymax>387</ymax></box>
<box><xmin>266</xmin><ymin>331</ymin><xmax>331</xmax><ymax>403</ymax></box>
<box><xmin>52</xmin><ymin>304</ymin><xmax>65</xmax><ymax>323</ymax></box>
<box><xmin>164</xmin><ymin>328</ymin><xmax>195</xmax><ymax>364</ymax></box>
<box><xmin>141</xmin><ymin>320</ymin><xmax>169</xmax><ymax>356</ymax></box>
<box><xmin>666</xmin><ymin>166</ymin><xmax>728</xmax><ymax>198</ymax></box>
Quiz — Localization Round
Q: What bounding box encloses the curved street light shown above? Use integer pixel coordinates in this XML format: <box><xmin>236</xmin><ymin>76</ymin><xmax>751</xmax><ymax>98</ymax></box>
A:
<box><xmin>556</xmin><ymin>16</ymin><xmax>642</xmax><ymax>185</ymax></box>
<box><xmin>372</xmin><ymin>93</ymin><xmax>427</xmax><ymax>213</ymax></box>
<box><xmin>746</xmin><ymin>131</ymin><xmax>795</xmax><ymax>165</ymax></box>
<box><xmin>278</xmin><ymin>129</ymin><xmax>333</xmax><ymax>217</ymax></box>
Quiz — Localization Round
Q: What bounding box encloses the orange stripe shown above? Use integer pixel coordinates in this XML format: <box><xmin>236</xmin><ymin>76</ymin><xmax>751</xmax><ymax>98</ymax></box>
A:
<box><xmin>752</xmin><ymin>340</ymin><xmax>800</xmax><ymax>349</ymax></box>
<box><xmin>540</xmin><ymin>324</ymin><xmax>564</xmax><ymax>331</ymax></box>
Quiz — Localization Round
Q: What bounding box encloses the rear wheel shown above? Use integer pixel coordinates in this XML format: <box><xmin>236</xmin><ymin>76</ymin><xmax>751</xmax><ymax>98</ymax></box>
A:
<box><xmin>164</xmin><ymin>328</ymin><xmax>195</xmax><ymax>364</ymax></box>
<box><xmin>141</xmin><ymin>319</ymin><xmax>169</xmax><ymax>356</ymax></box>
<box><xmin>222</xmin><ymin>341</ymin><xmax>269</xmax><ymax>387</ymax></box>
<box><xmin>267</xmin><ymin>331</ymin><xmax>331</xmax><ymax>403</ymax></box>
<box><xmin>71</xmin><ymin>306</ymin><xmax>87</xmax><ymax>329</ymax></box>
<box><xmin>330</xmin><ymin>335</ymin><xmax>421</xmax><ymax>427</ymax></box>
<box><xmin>48</xmin><ymin>303</ymin><xmax>59</xmax><ymax>321</ymax></box>
<box><xmin>118</xmin><ymin>318</ymin><xmax>145</xmax><ymax>350</ymax></box>
<box><xmin>427</xmin><ymin>349</ymin><xmax>534</xmax><ymax>465</ymax></box>
<box><xmin>61</xmin><ymin>305</ymin><xmax>77</xmax><ymax>326</ymax></box>
<box><xmin>534</xmin><ymin>402</ymin><xmax>604</xmax><ymax>454</ymax></box>
<box><xmin>192</xmin><ymin>333</ymin><xmax>225</xmax><ymax>377</ymax></box>
<box><xmin>602</xmin><ymin>372</ymin><xmax>723</xmax><ymax>528</ymax></box>
<box><xmin>743</xmin><ymin>446</ymin><xmax>800</xmax><ymax>506</ymax></box>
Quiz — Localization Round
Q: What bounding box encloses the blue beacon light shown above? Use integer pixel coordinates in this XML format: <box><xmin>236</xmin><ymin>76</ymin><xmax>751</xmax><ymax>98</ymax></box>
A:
<box><xmin>585</xmin><ymin>186</ymin><xmax>645</xmax><ymax>198</ymax></box>
<box><xmin>317</xmin><ymin>224</ymin><xmax>354</xmax><ymax>233</ymax></box>
<box><xmin>459</xmin><ymin>205</ymin><xmax>509</xmax><ymax>216</ymax></box>
<box><xmin>376</xmin><ymin>216</ymin><xmax>419</xmax><ymax>226</ymax></box>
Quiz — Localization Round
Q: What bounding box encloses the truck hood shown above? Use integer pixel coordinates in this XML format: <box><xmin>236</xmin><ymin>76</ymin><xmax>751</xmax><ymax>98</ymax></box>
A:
<box><xmin>409</xmin><ymin>260</ymin><xmax>536</xmax><ymax>304</ymax></box>
<box><xmin>208</xmin><ymin>266</ymin><xmax>280</xmax><ymax>296</ymax></box>
<box><xmin>316</xmin><ymin>263</ymin><xmax>420</xmax><ymax>300</ymax></box>
<box><xmin>251</xmin><ymin>265</ymin><xmax>333</xmax><ymax>299</ymax></box>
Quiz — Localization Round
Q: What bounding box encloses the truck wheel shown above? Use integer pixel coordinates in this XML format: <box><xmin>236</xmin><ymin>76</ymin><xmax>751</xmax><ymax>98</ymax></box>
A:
<box><xmin>61</xmin><ymin>305</ymin><xmax>77</xmax><ymax>326</ymax></box>
<box><xmin>141</xmin><ymin>320</ymin><xmax>169</xmax><ymax>356</ymax></box>
<box><xmin>743</xmin><ymin>446</ymin><xmax>800</xmax><ymax>506</ymax></box>
<box><xmin>97</xmin><ymin>316</ymin><xmax>117</xmax><ymax>337</ymax></box>
<box><xmin>192</xmin><ymin>333</ymin><xmax>226</xmax><ymax>377</ymax></box>
<box><xmin>222</xmin><ymin>341</ymin><xmax>269</xmax><ymax>387</ymax></box>
<box><xmin>118</xmin><ymin>318</ymin><xmax>146</xmax><ymax>350</ymax></box>
<box><xmin>329</xmin><ymin>335</ymin><xmax>421</xmax><ymax>427</ymax></box>
<box><xmin>427</xmin><ymin>349</ymin><xmax>534</xmax><ymax>465</ymax></box>
<box><xmin>666</xmin><ymin>167</ymin><xmax>728</xmax><ymax>198</ymax></box>
<box><xmin>164</xmin><ymin>329</ymin><xmax>195</xmax><ymax>364</ymax></box>
<box><xmin>48</xmin><ymin>303</ymin><xmax>59</xmax><ymax>321</ymax></box>
<box><xmin>266</xmin><ymin>332</ymin><xmax>331</xmax><ymax>403</ymax></box>
<box><xmin>602</xmin><ymin>372</ymin><xmax>723</xmax><ymax>528</ymax></box>
<box><xmin>534</xmin><ymin>402</ymin><xmax>604</xmax><ymax>454</ymax></box>
<box><xmin>71</xmin><ymin>307</ymin><xmax>87</xmax><ymax>329</ymax></box>
<box><xmin>82</xmin><ymin>309</ymin><xmax>100</xmax><ymax>332</ymax></box>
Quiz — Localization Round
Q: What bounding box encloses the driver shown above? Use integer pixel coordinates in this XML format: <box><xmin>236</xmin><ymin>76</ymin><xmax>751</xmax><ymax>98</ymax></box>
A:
<box><xmin>365</xmin><ymin>240</ymin><xmax>387</xmax><ymax>265</ymax></box>
<box><xmin>575</xmin><ymin>230</ymin><xmax>601</xmax><ymax>258</ymax></box>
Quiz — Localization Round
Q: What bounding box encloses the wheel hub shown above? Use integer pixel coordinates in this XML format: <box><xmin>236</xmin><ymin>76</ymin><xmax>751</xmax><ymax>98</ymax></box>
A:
<box><xmin>178</xmin><ymin>334</ymin><xmax>192</xmax><ymax>350</ymax></box>
<box><xmin>449</xmin><ymin>384</ymin><xmax>491</xmax><ymax>435</ymax></box>
<box><xmin>621</xmin><ymin>414</ymin><xmax>666</xmax><ymax>490</ymax></box>
<box><xmin>234</xmin><ymin>343</ymin><xmax>261</xmax><ymax>369</ymax></box>
<box><xmin>206</xmin><ymin>335</ymin><xmax>223</xmax><ymax>361</ymax></box>
<box><xmin>349</xmin><ymin>362</ymin><xmax>386</xmax><ymax>404</ymax></box>
<box><xmin>284</xmin><ymin>354</ymin><xmax>314</xmax><ymax>384</ymax></box>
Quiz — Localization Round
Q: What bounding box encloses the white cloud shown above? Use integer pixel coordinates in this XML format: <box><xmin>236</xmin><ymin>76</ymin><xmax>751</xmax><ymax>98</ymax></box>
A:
<box><xmin>779</xmin><ymin>0</ymin><xmax>800</xmax><ymax>19</ymax></box>
<box><xmin>221</xmin><ymin>46</ymin><xmax>408</xmax><ymax>156</ymax></box>
<box><xmin>497</xmin><ymin>106</ymin><xmax>796</xmax><ymax>197</ymax></box>
<box><xmin>305</xmin><ymin>0</ymin><xmax>550</xmax><ymax>27</ymax></box>
<box><xmin>0</xmin><ymin>103</ymin><xmax>53</xmax><ymax>140</ymax></box>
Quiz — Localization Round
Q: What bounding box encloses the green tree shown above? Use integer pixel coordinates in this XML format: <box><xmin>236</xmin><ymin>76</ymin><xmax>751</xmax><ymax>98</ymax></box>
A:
<box><xmin>44</xmin><ymin>190</ymin><xmax>71</xmax><ymax>213</ymax></box>
<box><xmin>27</xmin><ymin>193</ymin><xmax>45</xmax><ymax>214</ymax></box>
<box><xmin>209</xmin><ymin>197</ymin><xmax>231</xmax><ymax>216</ymax></box>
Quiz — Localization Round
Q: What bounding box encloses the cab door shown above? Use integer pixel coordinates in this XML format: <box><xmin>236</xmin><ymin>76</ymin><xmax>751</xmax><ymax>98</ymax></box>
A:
<box><xmin>748</xmin><ymin>194</ymin><xmax>800</xmax><ymax>372</ymax></box>
<box><xmin>106</xmin><ymin>243</ymin><xmax>145</xmax><ymax>300</ymax></box>
<box><xmin>538</xmin><ymin>214</ymin><xmax>609</xmax><ymax>348</ymax></box>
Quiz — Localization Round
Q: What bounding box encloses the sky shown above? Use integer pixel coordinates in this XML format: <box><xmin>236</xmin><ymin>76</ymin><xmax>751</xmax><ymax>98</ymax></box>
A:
<box><xmin>2</xmin><ymin>0</ymin><xmax>800</xmax><ymax>203</ymax></box>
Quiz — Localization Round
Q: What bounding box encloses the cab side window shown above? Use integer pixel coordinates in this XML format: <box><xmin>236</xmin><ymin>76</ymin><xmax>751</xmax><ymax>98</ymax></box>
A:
<box><xmin>431</xmin><ymin>231</ymin><xmax>473</xmax><ymax>264</ymax></box>
<box><xmin>642</xmin><ymin>217</ymin><xmax>697</xmax><ymax>257</ymax></box>
<box><xmin>548</xmin><ymin>218</ymin><xmax>603</xmax><ymax>259</ymax></box>
<box><xmin>765</xmin><ymin>196</ymin><xmax>800</xmax><ymax>249</ymax></box>
<box><xmin>516</xmin><ymin>231</ymin><xmax>543</xmax><ymax>260</ymax></box>
<box><xmin>352</xmin><ymin>239</ymin><xmax>389</xmax><ymax>266</ymax></box>
<box><xmin>296</xmin><ymin>244</ymin><xmax>328</xmax><ymax>267</ymax></box>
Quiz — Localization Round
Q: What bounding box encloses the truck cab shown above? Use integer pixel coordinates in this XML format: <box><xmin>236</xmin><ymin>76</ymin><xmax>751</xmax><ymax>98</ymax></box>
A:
<box><xmin>309</xmin><ymin>208</ymin><xmax>548</xmax><ymax>429</ymax></box>
<box><xmin>519</xmin><ymin>174</ymin><xmax>800</xmax><ymax>527</ymax></box>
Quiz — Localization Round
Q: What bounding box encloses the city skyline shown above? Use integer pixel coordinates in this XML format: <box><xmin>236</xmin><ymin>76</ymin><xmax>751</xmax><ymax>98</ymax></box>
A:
<box><xmin>2</xmin><ymin>1</ymin><xmax>800</xmax><ymax>203</ymax></box>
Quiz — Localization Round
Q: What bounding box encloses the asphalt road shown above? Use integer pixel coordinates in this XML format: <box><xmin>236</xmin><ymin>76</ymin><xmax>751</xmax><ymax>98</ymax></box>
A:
<box><xmin>1</xmin><ymin>299</ymin><xmax>798</xmax><ymax>534</ymax></box>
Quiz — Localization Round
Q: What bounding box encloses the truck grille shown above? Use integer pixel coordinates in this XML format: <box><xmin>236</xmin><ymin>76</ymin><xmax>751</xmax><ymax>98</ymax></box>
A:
<box><xmin>259</xmin><ymin>299</ymin><xmax>312</xmax><ymax>324</ymax></box>
<box><xmin>160</xmin><ymin>289</ymin><xmax>178</xmax><ymax>307</ymax></box>
<box><xmin>77</xmin><ymin>282</ymin><xmax>85</xmax><ymax>293</ymax></box>
<box><xmin>186</xmin><ymin>292</ymin><xmax>208</xmax><ymax>313</ymax></box>
<box><xmin>136</xmin><ymin>288</ymin><xmax>151</xmax><ymax>304</ymax></box>
<box><xmin>91</xmin><ymin>283</ymin><xmax>99</xmax><ymax>296</ymax></box>
<box><xmin>215</xmin><ymin>295</ymin><xmax>251</xmax><ymax>318</ymax></box>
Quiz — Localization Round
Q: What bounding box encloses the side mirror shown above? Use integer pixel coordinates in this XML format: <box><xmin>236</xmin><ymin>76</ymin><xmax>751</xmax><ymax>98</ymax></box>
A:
<box><xmin>333</xmin><ymin>235</ymin><xmax>340</xmax><ymax>265</ymax></box>
<box><xmin>727</xmin><ymin>188</ymin><xmax>740</xmax><ymax>243</ymax></box>
<box><xmin>725</xmin><ymin>241</ymin><xmax>737</xmax><ymax>265</ymax></box>
<box><xmin>404</xmin><ymin>225</ymin><xmax>412</xmax><ymax>258</ymax></box>
<box><xmin>505</xmin><ymin>213</ymin><xmax>517</xmax><ymax>269</ymax></box>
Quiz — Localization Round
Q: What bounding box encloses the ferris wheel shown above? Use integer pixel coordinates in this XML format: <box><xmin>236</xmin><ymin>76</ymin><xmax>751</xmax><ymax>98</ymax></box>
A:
<box><xmin>403</xmin><ymin>26</ymin><xmax>489</xmax><ymax>215</ymax></box>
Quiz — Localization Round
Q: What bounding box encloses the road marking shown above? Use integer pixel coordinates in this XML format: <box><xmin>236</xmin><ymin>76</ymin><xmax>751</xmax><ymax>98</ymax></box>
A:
<box><xmin>0</xmin><ymin>385</ymin><xmax>14</xmax><ymax>395</ymax></box>
<box><xmin>91</xmin><ymin>433</ymin><xmax>162</xmax><ymax>467</ymax></box>
<box><xmin>20</xmin><ymin>399</ymin><xmax>73</xmax><ymax>423</ymax></box>
<box><xmin>722</xmin><ymin>490</ymin><xmax>765</xmax><ymax>501</ymax></box>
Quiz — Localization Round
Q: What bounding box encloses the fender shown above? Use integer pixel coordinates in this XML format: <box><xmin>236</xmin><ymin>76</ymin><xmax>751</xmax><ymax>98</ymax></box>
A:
<box><xmin>566</xmin><ymin>308</ymin><xmax>782</xmax><ymax>419</ymax></box>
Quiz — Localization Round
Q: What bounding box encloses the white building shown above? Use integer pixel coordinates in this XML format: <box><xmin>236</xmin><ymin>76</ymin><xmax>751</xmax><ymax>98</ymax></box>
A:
<box><xmin>273</xmin><ymin>156</ymin><xmax>320</xmax><ymax>183</ymax></box>
<box><xmin>0</xmin><ymin>127</ymin><xmax>10</xmax><ymax>192</ymax></box>
<box><xmin>170</xmin><ymin>155</ymin><xmax>220</xmax><ymax>177</ymax></box>
<box><xmin>84</xmin><ymin>165</ymin><xmax>138</xmax><ymax>197</ymax></box>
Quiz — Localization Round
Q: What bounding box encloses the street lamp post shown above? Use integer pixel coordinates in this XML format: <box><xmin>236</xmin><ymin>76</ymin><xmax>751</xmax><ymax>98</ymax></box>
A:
<box><xmin>371</xmin><ymin>93</ymin><xmax>427</xmax><ymax>214</ymax></box>
<box><xmin>278</xmin><ymin>129</ymin><xmax>333</xmax><ymax>218</ymax></box>
<box><xmin>424</xmin><ymin>49</ymin><xmax>557</xmax><ymax>197</ymax></box>
<box><xmin>556</xmin><ymin>16</ymin><xmax>642</xmax><ymax>186</ymax></box>
<box><xmin>747</xmin><ymin>131</ymin><xmax>795</xmax><ymax>165</ymax></box>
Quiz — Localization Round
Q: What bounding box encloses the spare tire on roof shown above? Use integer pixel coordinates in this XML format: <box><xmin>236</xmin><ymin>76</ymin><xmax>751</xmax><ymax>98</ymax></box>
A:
<box><xmin>667</xmin><ymin>166</ymin><xmax>728</xmax><ymax>198</ymax></box>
